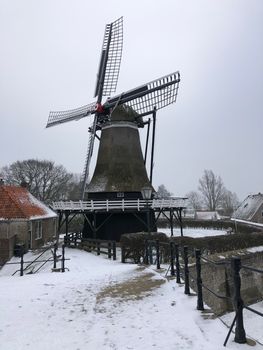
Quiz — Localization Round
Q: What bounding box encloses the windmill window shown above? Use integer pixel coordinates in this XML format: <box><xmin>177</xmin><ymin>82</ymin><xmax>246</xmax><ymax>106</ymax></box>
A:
<box><xmin>35</xmin><ymin>221</ymin><xmax>42</xmax><ymax>240</ymax></box>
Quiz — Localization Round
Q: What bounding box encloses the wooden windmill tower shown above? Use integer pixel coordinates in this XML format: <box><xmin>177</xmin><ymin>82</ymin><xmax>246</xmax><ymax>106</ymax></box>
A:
<box><xmin>47</xmin><ymin>17</ymin><xmax>181</xmax><ymax>240</ymax></box>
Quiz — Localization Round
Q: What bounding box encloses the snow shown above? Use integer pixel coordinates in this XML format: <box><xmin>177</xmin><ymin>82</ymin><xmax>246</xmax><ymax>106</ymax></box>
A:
<box><xmin>0</xmin><ymin>246</ymin><xmax>262</xmax><ymax>349</ymax></box>
<box><xmin>247</xmin><ymin>245</ymin><xmax>263</xmax><ymax>253</ymax></box>
<box><xmin>27</xmin><ymin>192</ymin><xmax>57</xmax><ymax>220</ymax></box>
<box><xmin>159</xmin><ymin>227</ymin><xmax>227</xmax><ymax>238</ymax></box>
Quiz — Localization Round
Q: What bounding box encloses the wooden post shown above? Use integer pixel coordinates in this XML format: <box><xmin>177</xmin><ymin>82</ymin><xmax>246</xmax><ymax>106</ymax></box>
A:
<box><xmin>144</xmin><ymin>239</ymin><xmax>149</xmax><ymax>265</ymax></box>
<box><xmin>97</xmin><ymin>241</ymin><xmax>101</xmax><ymax>255</ymax></box>
<box><xmin>112</xmin><ymin>241</ymin><xmax>116</xmax><ymax>261</ymax></box>
<box><xmin>156</xmin><ymin>240</ymin><xmax>160</xmax><ymax>270</ymax></box>
<box><xmin>231</xmin><ymin>257</ymin><xmax>246</xmax><ymax>344</ymax></box>
<box><xmin>149</xmin><ymin>241</ymin><xmax>153</xmax><ymax>265</ymax></box>
<box><xmin>20</xmin><ymin>253</ymin><xmax>24</xmax><ymax>277</ymax></box>
<box><xmin>174</xmin><ymin>244</ymin><xmax>181</xmax><ymax>283</ymax></box>
<box><xmin>108</xmin><ymin>241</ymin><xmax>111</xmax><ymax>259</ymax></box>
<box><xmin>53</xmin><ymin>243</ymin><xmax>58</xmax><ymax>269</ymax></box>
<box><xmin>170</xmin><ymin>209</ymin><xmax>174</xmax><ymax>237</ymax></box>
<box><xmin>170</xmin><ymin>241</ymin><xmax>175</xmax><ymax>276</ymax></box>
<box><xmin>183</xmin><ymin>246</ymin><xmax>190</xmax><ymax>294</ymax></box>
<box><xmin>61</xmin><ymin>244</ymin><xmax>65</xmax><ymax>272</ymax></box>
<box><xmin>121</xmin><ymin>245</ymin><xmax>125</xmax><ymax>263</ymax></box>
<box><xmin>195</xmin><ymin>249</ymin><xmax>204</xmax><ymax>310</ymax></box>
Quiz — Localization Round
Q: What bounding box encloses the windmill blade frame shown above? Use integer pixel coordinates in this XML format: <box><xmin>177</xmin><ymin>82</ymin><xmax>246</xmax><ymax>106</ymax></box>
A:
<box><xmin>105</xmin><ymin>71</ymin><xmax>180</xmax><ymax>115</ymax></box>
<box><xmin>46</xmin><ymin>102</ymin><xmax>97</xmax><ymax>128</ymax></box>
<box><xmin>81</xmin><ymin>115</ymin><xmax>98</xmax><ymax>199</ymax></box>
<box><xmin>94</xmin><ymin>17</ymin><xmax>123</xmax><ymax>100</ymax></box>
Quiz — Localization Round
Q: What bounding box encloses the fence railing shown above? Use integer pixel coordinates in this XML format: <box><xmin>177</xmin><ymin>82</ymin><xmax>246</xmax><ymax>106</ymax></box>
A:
<box><xmin>64</xmin><ymin>232</ymin><xmax>116</xmax><ymax>260</ymax></box>
<box><xmin>0</xmin><ymin>244</ymin><xmax>68</xmax><ymax>276</ymax></box>
<box><xmin>134</xmin><ymin>239</ymin><xmax>263</xmax><ymax>346</ymax></box>
<box><xmin>52</xmin><ymin>198</ymin><xmax>188</xmax><ymax>212</ymax></box>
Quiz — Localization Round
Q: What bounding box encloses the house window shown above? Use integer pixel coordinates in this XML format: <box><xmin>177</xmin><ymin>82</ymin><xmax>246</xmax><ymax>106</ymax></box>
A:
<box><xmin>53</xmin><ymin>218</ymin><xmax>57</xmax><ymax>238</ymax></box>
<box><xmin>35</xmin><ymin>221</ymin><xmax>42</xmax><ymax>240</ymax></box>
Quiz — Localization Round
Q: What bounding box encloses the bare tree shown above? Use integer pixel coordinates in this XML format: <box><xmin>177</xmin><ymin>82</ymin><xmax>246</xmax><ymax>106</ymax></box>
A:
<box><xmin>220</xmin><ymin>190</ymin><xmax>240</xmax><ymax>216</ymax></box>
<box><xmin>1</xmin><ymin>159</ymin><xmax>73</xmax><ymax>203</ymax></box>
<box><xmin>185</xmin><ymin>191</ymin><xmax>203</xmax><ymax>209</ymax></box>
<box><xmin>198</xmin><ymin>169</ymin><xmax>225</xmax><ymax>211</ymax></box>
<box><xmin>156</xmin><ymin>184</ymin><xmax>173</xmax><ymax>198</ymax></box>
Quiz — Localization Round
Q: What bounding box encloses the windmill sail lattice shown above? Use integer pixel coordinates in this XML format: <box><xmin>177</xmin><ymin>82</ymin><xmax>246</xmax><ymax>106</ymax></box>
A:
<box><xmin>81</xmin><ymin>116</ymin><xmax>97</xmax><ymax>199</ymax></box>
<box><xmin>105</xmin><ymin>72</ymin><xmax>180</xmax><ymax>115</ymax></box>
<box><xmin>46</xmin><ymin>102</ymin><xmax>97</xmax><ymax>128</ymax></box>
<box><xmin>94</xmin><ymin>17</ymin><xmax>123</xmax><ymax>98</ymax></box>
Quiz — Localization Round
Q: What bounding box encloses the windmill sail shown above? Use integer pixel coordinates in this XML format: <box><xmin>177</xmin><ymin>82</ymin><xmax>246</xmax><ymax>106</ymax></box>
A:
<box><xmin>105</xmin><ymin>71</ymin><xmax>180</xmax><ymax>115</ymax></box>
<box><xmin>94</xmin><ymin>17</ymin><xmax>123</xmax><ymax>99</ymax></box>
<box><xmin>81</xmin><ymin>115</ymin><xmax>98</xmax><ymax>199</ymax></box>
<box><xmin>46</xmin><ymin>102</ymin><xmax>96</xmax><ymax>128</ymax></box>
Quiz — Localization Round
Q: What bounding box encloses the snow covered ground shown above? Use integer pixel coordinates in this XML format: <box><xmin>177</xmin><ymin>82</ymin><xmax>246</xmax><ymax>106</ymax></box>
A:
<box><xmin>0</xmin><ymin>245</ymin><xmax>262</xmax><ymax>350</ymax></box>
<box><xmin>159</xmin><ymin>227</ymin><xmax>227</xmax><ymax>238</ymax></box>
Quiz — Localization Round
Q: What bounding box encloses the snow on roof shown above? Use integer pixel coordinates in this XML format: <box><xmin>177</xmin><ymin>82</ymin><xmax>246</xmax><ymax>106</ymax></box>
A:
<box><xmin>0</xmin><ymin>185</ymin><xmax>57</xmax><ymax>220</ymax></box>
<box><xmin>232</xmin><ymin>193</ymin><xmax>263</xmax><ymax>221</ymax></box>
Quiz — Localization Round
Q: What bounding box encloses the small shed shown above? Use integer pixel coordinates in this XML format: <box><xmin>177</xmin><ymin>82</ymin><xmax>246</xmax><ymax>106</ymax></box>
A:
<box><xmin>0</xmin><ymin>184</ymin><xmax>57</xmax><ymax>263</ymax></box>
<box><xmin>232</xmin><ymin>193</ymin><xmax>263</xmax><ymax>224</ymax></box>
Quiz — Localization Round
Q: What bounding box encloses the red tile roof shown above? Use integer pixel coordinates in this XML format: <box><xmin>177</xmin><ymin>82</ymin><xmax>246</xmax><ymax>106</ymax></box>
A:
<box><xmin>0</xmin><ymin>185</ymin><xmax>56</xmax><ymax>220</ymax></box>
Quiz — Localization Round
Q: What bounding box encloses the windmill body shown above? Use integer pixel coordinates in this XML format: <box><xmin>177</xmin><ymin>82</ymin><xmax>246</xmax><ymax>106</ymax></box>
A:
<box><xmin>87</xmin><ymin>106</ymin><xmax>152</xmax><ymax>200</ymax></box>
<box><xmin>47</xmin><ymin>17</ymin><xmax>181</xmax><ymax>240</ymax></box>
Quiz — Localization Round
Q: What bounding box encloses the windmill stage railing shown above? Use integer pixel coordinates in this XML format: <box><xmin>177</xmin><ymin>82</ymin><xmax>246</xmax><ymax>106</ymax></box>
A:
<box><xmin>51</xmin><ymin>198</ymin><xmax>188</xmax><ymax>212</ymax></box>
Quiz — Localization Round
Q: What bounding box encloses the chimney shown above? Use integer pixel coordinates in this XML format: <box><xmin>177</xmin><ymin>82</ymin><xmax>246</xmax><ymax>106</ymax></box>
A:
<box><xmin>20</xmin><ymin>181</ymin><xmax>28</xmax><ymax>189</ymax></box>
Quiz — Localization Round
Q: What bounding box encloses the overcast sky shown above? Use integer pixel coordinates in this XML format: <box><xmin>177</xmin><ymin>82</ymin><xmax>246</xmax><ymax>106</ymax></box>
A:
<box><xmin>0</xmin><ymin>0</ymin><xmax>262</xmax><ymax>200</ymax></box>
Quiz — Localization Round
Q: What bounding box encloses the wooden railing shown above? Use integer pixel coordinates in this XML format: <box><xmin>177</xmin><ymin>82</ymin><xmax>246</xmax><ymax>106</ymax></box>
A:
<box><xmin>52</xmin><ymin>198</ymin><xmax>188</xmax><ymax>212</ymax></box>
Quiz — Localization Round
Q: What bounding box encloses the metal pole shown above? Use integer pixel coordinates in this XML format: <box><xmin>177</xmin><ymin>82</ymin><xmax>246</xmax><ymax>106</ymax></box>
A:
<box><xmin>231</xmin><ymin>257</ymin><xmax>246</xmax><ymax>344</ymax></box>
<box><xmin>183</xmin><ymin>246</ymin><xmax>190</xmax><ymax>294</ymax></box>
<box><xmin>150</xmin><ymin>108</ymin><xmax>156</xmax><ymax>185</ymax></box>
<box><xmin>195</xmin><ymin>249</ymin><xmax>204</xmax><ymax>310</ymax></box>
<box><xmin>144</xmin><ymin>118</ymin><xmax>151</xmax><ymax>164</ymax></box>
<box><xmin>147</xmin><ymin>204</ymin><xmax>151</xmax><ymax>233</ymax></box>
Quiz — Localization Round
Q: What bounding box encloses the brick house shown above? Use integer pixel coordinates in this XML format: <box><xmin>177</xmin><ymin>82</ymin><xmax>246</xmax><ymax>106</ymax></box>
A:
<box><xmin>0</xmin><ymin>184</ymin><xmax>57</xmax><ymax>263</ymax></box>
<box><xmin>232</xmin><ymin>193</ymin><xmax>263</xmax><ymax>224</ymax></box>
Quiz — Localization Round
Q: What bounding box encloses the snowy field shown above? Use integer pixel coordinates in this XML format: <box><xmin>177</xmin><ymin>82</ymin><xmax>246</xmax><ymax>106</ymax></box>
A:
<box><xmin>0</xmin><ymin>244</ymin><xmax>262</xmax><ymax>350</ymax></box>
<box><xmin>159</xmin><ymin>227</ymin><xmax>228</xmax><ymax>238</ymax></box>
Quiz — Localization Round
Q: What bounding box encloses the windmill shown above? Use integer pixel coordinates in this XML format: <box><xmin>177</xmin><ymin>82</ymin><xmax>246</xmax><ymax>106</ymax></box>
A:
<box><xmin>47</xmin><ymin>17</ymin><xmax>181</xmax><ymax>240</ymax></box>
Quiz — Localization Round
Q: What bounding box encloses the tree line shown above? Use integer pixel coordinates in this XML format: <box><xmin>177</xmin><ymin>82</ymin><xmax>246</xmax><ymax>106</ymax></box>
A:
<box><xmin>0</xmin><ymin>159</ymin><xmax>81</xmax><ymax>204</ymax></box>
<box><xmin>157</xmin><ymin>169</ymin><xmax>239</xmax><ymax>216</ymax></box>
<box><xmin>1</xmin><ymin>160</ymin><xmax>239</xmax><ymax>215</ymax></box>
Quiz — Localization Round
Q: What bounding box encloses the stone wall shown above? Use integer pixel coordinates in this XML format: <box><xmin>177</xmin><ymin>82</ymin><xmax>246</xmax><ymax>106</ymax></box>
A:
<box><xmin>189</xmin><ymin>249</ymin><xmax>263</xmax><ymax>315</ymax></box>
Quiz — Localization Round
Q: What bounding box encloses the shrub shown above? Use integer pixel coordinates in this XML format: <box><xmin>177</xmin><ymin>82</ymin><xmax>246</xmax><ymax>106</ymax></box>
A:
<box><xmin>120</xmin><ymin>231</ymin><xmax>168</xmax><ymax>263</ymax></box>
